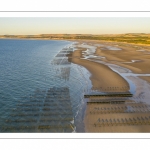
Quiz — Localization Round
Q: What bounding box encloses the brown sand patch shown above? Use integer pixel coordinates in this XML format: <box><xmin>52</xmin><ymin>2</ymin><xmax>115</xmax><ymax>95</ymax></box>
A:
<box><xmin>93</xmin><ymin>43</ymin><xmax>150</xmax><ymax>74</ymax></box>
<box><xmin>74</xmin><ymin>40</ymin><xmax>150</xmax><ymax>74</ymax></box>
<box><xmin>70</xmin><ymin>40</ymin><xmax>150</xmax><ymax>132</ymax></box>
<box><xmin>69</xmin><ymin>49</ymin><xmax>129</xmax><ymax>92</ymax></box>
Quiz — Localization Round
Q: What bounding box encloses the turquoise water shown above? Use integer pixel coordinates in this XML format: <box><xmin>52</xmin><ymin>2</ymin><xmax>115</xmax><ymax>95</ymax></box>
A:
<box><xmin>0</xmin><ymin>39</ymin><xmax>90</xmax><ymax>132</ymax></box>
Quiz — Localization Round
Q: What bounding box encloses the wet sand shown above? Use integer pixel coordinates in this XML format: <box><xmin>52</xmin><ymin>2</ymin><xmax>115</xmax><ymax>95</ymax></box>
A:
<box><xmin>85</xmin><ymin>103</ymin><xmax>150</xmax><ymax>132</ymax></box>
<box><xmin>139</xmin><ymin>76</ymin><xmax>150</xmax><ymax>84</ymax></box>
<box><xmin>94</xmin><ymin>42</ymin><xmax>150</xmax><ymax>74</ymax></box>
<box><xmin>70</xmin><ymin>40</ymin><xmax>150</xmax><ymax>132</ymax></box>
<box><xmin>68</xmin><ymin>48</ymin><xmax>130</xmax><ymax>92</ymax></box>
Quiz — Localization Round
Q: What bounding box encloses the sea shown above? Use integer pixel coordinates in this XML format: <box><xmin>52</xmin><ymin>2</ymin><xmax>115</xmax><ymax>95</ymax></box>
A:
<box><xmin>0</xmin><ymin>39</ymin><xmax>91</xmax><ymax>133</ymax></box>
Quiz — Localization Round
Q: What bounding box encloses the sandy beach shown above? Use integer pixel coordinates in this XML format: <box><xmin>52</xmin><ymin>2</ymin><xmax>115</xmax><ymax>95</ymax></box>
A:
<box><xmin>68</xmin><ymin>47</ymin><xmax>130</xmax><ymax>92</ymax></box>
<box><xmin>70</xmin><ymin>40</ymin><xmax>150</xmax><ymax>132</ymax></box>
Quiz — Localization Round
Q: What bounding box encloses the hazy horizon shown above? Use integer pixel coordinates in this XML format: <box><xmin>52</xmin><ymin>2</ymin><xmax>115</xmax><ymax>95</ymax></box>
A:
<box><xmin>1</xmin><ymin>33</ymin><xmax>150</xmax><ymax>36</ymax></box>
<box><xmin>0</xmin><ymin>17</ymin><xmax>150</xmax><ymax>35</ymax></box>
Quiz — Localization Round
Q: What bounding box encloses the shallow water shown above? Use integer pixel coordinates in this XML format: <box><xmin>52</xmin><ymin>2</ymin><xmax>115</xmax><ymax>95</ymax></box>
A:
<box><xmin>0</xmin><ymin>39</ymin><xmax>91</xmax><ymax>132</ymax></box>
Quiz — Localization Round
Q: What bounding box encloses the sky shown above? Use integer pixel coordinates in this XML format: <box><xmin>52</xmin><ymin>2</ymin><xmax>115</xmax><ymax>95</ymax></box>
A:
<box><xmin>0</xmin><ymin>17</ymin><xmax>150</xmax><ymax>35</ymax></box>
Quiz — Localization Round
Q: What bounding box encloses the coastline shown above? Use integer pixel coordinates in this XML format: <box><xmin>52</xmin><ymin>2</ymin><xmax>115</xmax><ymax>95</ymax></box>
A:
<box><xmin>1</xmin><ymin>38</ymin><xmax>150</xmax><ymax>132</ymax></box>
<box><xmin>1</xmin><ymin>36</ymin><xmax>150</xmax><ymax>46</ymax></box>
<box><xmin>70</xmin><ymin>40</ymin><xmax>150</xmax><ymax>132</ymax></box>
<box><xmin>68</xmin><ymin>46</ymin><xmax>130</xmax><ymax>92</ymax></box>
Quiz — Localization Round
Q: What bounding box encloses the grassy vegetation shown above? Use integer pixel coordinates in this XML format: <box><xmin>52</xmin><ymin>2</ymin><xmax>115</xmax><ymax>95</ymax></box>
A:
<box><xmin>1</xmin><ymin>33</ymin><xmax>150</xmax><ymax>45</ymax></box>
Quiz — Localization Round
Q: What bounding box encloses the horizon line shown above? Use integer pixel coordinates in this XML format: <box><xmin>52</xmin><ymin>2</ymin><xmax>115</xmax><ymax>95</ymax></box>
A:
<box><xmin>1</xmin><ymin>33</ymin><xmax>150</xmax><ymax>36</ymax></box>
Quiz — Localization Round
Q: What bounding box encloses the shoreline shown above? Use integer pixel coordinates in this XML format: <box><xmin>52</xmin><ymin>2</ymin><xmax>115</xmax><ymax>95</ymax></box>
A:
<box><xmin>1</xmin><ymin>37</ymin><xmax>150</xmax><ymax>46</ymax></box>
<box><xmin>68</xmin><ymin>47</ymin><xmax>130</xmax><ymax>92</ymax></box>
<box><xmin>70</xmin><ymin>40</ymin><xmax>150</xmax><ymax>132</ymax></box>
